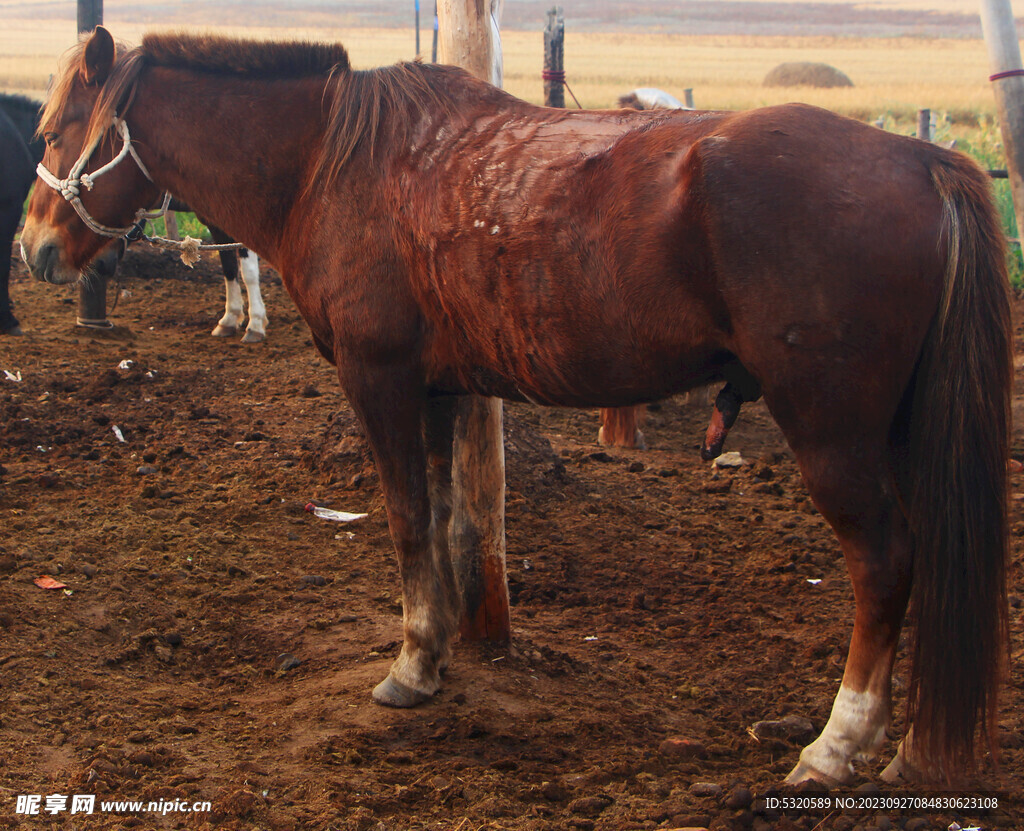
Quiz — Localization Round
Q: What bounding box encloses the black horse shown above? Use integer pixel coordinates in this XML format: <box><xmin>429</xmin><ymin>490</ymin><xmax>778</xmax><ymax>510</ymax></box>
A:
<box><xmin>0</xmin><ymin>94</ymin><xmax>41</xmax><ymax>334</ymax></box>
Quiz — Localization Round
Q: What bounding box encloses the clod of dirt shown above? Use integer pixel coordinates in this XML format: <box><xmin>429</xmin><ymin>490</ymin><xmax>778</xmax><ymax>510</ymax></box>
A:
<box><xmin>300</xmin><ymin>574</ymin><xmax>328</xmax><ymax>587</ymax></box>
<box><xmin>763</xmin><ymin>62</ymin><xmax>853</xmax><ymax>88</ymax></box>
<box><xmin>275</xmin><ymin>652</ymin><xmax>301</xmax><ymax>672</ymax></box>
<box><xmin>725</xmin><ymin>785</ymin><xmax>753</xmax><ymax>810</ymax></box>
<box><xmin>750</xmin><ymin>714</ymin><xmax>815</xmax><ymax>743</ymax></box>
<box><xmin>658</xmin><ymin>737</ymin><xmax>708</xmax><ymax>759</ymax></box>
<box><xmin>568</xmin><ymin>795</ymin><xmax>614</xmax><ymax>816</ymax></box>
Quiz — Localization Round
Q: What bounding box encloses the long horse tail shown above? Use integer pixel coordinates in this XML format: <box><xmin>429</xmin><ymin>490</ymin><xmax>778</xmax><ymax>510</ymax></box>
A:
<box><xmin>900</xmin><ymin>150</ymin><xmax>1012</xmax><ymax>778</ymax></box>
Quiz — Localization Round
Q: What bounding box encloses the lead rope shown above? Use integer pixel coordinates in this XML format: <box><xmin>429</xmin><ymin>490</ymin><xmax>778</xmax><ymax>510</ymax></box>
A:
<box><xmin>36</xmin><ymin>117</ymin><xmax>245</xmax><ymax>267</ymax></box>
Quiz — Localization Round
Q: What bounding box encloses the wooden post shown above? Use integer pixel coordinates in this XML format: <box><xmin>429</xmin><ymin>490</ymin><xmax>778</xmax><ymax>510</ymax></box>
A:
<box><xmin>543</xmin><ymin>7</ymin><xmax>565</xmax><ymax>108</ymax></box>
<box><xmin>437</xmin><ymin>0</ymin><xmax>511</xmax><ymax>643</ymax></box>
<box><xmin>917</xmin><ymin>108</ymin><xmax>931</xmax><ymax>141</ymax></box>
<box><xmin>980</xmin><ymin>0</ymin><xmax>1024</xmax><ymax>244</ymax></box>
<box><xmin>76</xmin><ymin>0</ymin><xmax>111</xmax><ymax>329</ymax></box>
<box><xmin>164</xmin><ymin>211</ymin><xmax>180</xmax><ymax>242</ymax></box>
<box><xmin>684</xmin><ymin>88</ymin><xmax>694</xmax><ymax>109</ymax></box>
<box><xmin>77</xmin><ymin>0</ymin><xmax>102</xmax><ymax>35</ymax></box>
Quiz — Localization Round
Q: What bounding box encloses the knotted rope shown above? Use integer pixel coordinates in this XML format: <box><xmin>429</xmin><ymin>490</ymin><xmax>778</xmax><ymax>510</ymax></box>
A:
<box><xmin>542</xmin><ymin>69</ymin><xmax>583</xmax><ymax>109</ymax></box>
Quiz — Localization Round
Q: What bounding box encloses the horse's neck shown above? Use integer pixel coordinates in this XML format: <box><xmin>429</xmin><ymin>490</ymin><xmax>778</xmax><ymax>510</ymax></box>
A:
<box><xmin>130</xmin><ymin>72</ymin><xmax>324</xmax><ymax>264</ymax></box>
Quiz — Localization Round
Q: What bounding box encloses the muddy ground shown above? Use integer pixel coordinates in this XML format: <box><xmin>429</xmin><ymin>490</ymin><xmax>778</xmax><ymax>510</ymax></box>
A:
<box><xmin>0</xmin><ymin>247</ymin><xmax>1021</xmax><ymax>831</ymax></box>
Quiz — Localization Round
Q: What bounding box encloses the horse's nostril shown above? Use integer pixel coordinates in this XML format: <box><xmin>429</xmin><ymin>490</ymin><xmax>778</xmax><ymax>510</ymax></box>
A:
<box><xmin>34</xmin><ymin>243</ymin><xmax>60</xmax><ymax>282</ymax></box>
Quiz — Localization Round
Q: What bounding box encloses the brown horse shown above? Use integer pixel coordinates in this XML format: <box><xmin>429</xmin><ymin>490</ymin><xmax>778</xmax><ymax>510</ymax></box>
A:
<box><xmin>21</xmin><ymin>27</ymin><xmax>1011</xmax><ymax>786</ymax></box>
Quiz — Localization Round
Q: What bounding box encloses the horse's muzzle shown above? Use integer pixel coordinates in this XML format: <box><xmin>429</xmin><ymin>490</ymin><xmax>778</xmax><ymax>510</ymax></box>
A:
<box><xmin>23</xmin><ymin>240</ymin><xmax>79</xmax><ymax>285</ymax></box>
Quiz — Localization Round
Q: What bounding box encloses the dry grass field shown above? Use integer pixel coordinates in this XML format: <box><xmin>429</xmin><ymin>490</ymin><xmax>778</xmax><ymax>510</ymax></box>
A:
<box><xmin>0</xmin><ymin>15</ymin><xmax>996</xmax><ymax>131</ymax></box>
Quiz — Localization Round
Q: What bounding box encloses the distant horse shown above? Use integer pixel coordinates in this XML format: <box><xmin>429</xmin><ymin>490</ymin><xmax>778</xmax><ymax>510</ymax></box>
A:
<box><xmin>0</xmin><ymin>94</ymin><xmax>39</xmax><ymax>334</ymax></box>
<box><xmin>0</xmin><ymin>93</ymin><xmax>264</xmax><ymax>339</ymax></box>
<box><xmin>22</xmin><ymin>28</ymin><xmax>1011</xmax><ymax>786</ymax></box>
<box><xmin>164</xmin><ymin>196</ymin><xmax>267</xmax><ymax>342</ymax></box>
<box><xmin>617</xmin><ymin>87</ymin><xmax>689</xmax><ymax>111</ymax></box>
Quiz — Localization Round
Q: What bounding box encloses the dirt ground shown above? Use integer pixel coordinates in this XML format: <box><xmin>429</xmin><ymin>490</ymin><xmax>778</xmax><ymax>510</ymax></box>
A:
<box><xmin>0</xmin><ymin>247</ymin><xmax>1021</xmax><ymax>831</ymax></box>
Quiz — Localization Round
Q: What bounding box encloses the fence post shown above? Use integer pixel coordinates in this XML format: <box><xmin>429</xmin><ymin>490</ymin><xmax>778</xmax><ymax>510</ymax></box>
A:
<box><xmin>917</xmin><ymin>108</ymin><xmax>931</xmax><ymax>141</ymax></box>
<box><xmin>684</xmin><ymin>88</ymin><xmax>694</xmax><ymax>108</ymax></box>
<box><xmin>437</xmin><ymin>0</ymin><xmax>511</xmax><ymax>644</ymax></box>
<box><xmin>77</xmin><ymin>0</ymin><xmax>102</xmax><ymax>35</ymax></box>
<box><xmin>980</xmin><ymin>0</ymin><xmax>1024</xmax><ymax>244</ymax></box>
<box><xmin>544</xmin><ymin>7</ymin><xmax>565</xmax><ymax>108</ymax></box>
<box><xmin>76</xmin><ymin>0</ymin><xmax>111</xmax><ymax>329</ymax></box>
<box><xmin>432</xmin><ymin>1</ymin><xmax>439</xmax><ymax>63</ymax></box>
<box><xmin>415</xmin><ymin>0</ymin><xmax>421</xmax><ymax>57</ymax></box>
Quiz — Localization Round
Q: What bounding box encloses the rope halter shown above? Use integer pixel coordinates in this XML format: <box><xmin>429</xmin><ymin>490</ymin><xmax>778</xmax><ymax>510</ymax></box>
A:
<box><xmin>35</xmin><ymin>117</ymin><xmax>167</xmax><ymax>238</ymax></box>
<box><xmin>35</xmin><ymin>116</ymin><xmax>244</xmax><ymax>265</ymax></box>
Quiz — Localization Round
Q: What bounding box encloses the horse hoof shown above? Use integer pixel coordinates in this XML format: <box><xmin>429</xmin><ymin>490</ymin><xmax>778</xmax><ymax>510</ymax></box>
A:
<box><xmin>880</xmin><ymin>740</ymin><xmax>930</xmax><ymax>785</ymax></box>
<box><xmin>211</xmin><ymin>324</ymin><xmax>237</xmax><ymax>338</ymax></box>
<box><xmin>372</xmin><ymin>674</ymin><xmax>432</xmax><ymax>708</ymax></box>
<box><xmin>240</xmin><ymin>329</ymin><xmax>265</xmax><ymax>344</ymax></box>
<box><xmin>0</xmin><ymin>324</ymin><xmax>23</xmax><ymax>336</ymax></box>
<box><xmin>783</xmin><ymin>759</ymin><xmax>840</xmax><ymax>786</ymax></box>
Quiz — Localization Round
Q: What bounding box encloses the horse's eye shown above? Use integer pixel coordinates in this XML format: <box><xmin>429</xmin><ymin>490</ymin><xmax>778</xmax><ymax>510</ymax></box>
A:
<box><xmin>43</xmin><ymin>132</ymin><xmax>60</xmax><ymax>147</ymax></box>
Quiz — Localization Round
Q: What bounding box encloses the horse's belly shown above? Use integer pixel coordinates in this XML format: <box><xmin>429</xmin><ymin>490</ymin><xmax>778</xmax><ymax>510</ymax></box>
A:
<box><xmin>425</xmin><ymin>328</ymin><xmax>727</xmax><ymax>408</ymax></box>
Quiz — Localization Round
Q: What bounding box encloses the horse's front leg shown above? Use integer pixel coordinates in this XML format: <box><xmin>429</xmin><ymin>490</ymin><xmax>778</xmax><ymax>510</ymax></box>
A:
<box><xmin>340</xmin><ymin>363</ymin><xmax>460</xmax><ymax>707</ymax></box>
<box><xmin>0</xmin><ymin>217</ymin><xmax>21</xmax><ymax>335</ymax></box>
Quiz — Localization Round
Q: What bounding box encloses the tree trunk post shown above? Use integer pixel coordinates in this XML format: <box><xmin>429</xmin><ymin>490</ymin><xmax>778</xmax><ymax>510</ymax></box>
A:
<box><xmin>980</xmin><ymin>0</ymin><xmax>1024</xmax><ymax>244</ymax></box>
<box><xmin>543</xmin><ymin>7</ymin><xmax>565</xmax><ymax>108</ymax></box>
<box><xmin>437</xmin><ymin>0</ymin><xmax>511</xmax><ymax>643</ymax></box>
<box><xmin>76</xmin><ymin>0</ymin><xmax>111</xmax><ymax>330</ymax></box>
<box><xmin>164</xmin><ymin>212</ymin><xmax>180</xmax><ymax>242</ymax></box>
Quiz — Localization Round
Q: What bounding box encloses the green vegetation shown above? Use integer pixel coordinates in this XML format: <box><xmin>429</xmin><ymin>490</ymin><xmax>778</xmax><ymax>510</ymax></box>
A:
<box><xmin>146</xmin><ymin>211</ymin><xmax>211</xmax><ymax>242</ymax></box>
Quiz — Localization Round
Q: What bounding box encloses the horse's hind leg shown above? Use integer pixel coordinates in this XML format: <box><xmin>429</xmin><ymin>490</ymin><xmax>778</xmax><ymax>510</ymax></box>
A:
<box><xmin>211</xmin><ymin>245</ymin><xmax>243</xmax><ymax>338</ymax></box>
<box><xmin>237</xmin><ymin>249</ymin><xmax>267</xmax><ymax>343</ymax></box>
<box><xmin>782</xmin><ymin>439</ymin><xmax>913</xmax><ymax>784</ymax></box>
<box><xmin>340</xmin><ymin>365</ymin><xmax>460</xmax><ymax>707</ymax></box>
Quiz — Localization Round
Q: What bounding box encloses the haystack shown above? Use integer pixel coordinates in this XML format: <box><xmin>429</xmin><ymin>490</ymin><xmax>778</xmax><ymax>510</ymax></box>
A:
<box><xmin>763</xmin><ymin>62</ymin><xmax>853</xmax><ymax>88</ymax></box>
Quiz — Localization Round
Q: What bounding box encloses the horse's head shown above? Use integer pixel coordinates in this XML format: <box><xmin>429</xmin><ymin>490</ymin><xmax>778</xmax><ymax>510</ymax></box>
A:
<box><xmin>21</xmin><ymin>27</ymin><xmax>160</xmax><ymax>284</ymax></box>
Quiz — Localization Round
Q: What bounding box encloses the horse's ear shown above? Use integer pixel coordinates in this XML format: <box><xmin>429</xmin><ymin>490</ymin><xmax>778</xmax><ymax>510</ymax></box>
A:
<box><xmin>80</xmin><ymin>26</ymin><xmax>115</xmax><ymax>86</ymax></box>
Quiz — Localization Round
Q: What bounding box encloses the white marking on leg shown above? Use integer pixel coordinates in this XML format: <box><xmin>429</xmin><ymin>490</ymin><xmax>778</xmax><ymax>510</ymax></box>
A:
<box><xmin>212</xmin><ymin>277</ymin><xmax>243</xmax><ymax>337</ymax></box>
<box><xmin>239</xmin><ymin>252</ymin><xmax>267</xmax><ymax>342</ymax></box>
<box><xmin>786</xmin><ymin>685</ymin><xmax>889</xmax><ymax>784</ymax></box>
